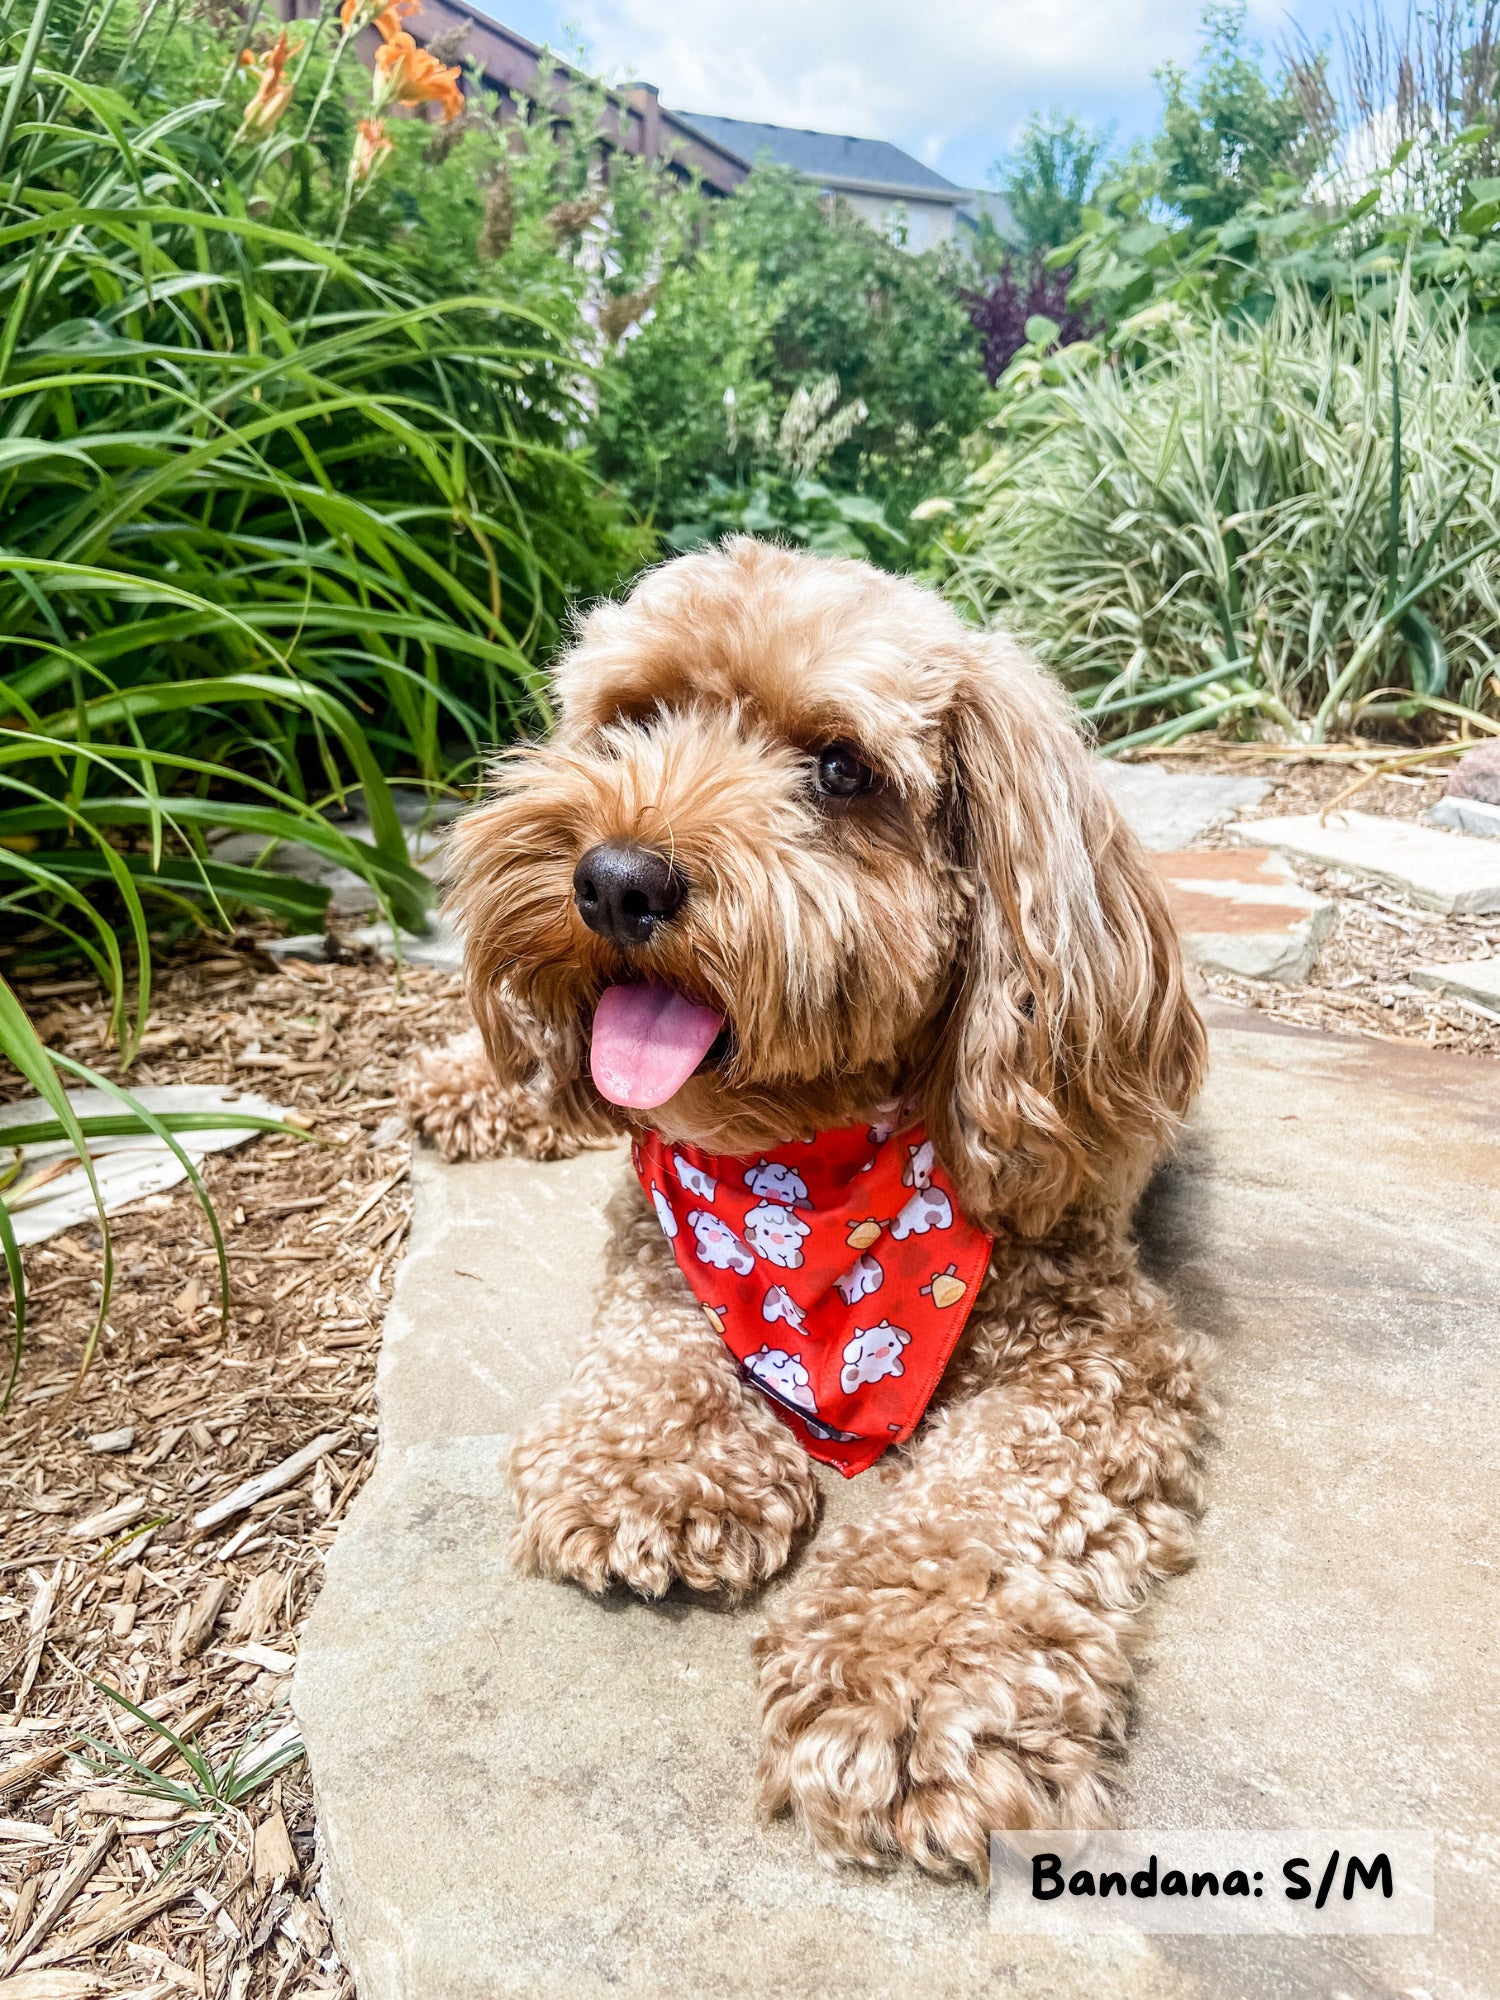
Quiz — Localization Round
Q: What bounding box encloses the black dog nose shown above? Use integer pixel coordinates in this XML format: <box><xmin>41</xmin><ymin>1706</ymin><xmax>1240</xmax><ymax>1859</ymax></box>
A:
<box><xmin>573</xmin><ymin>842</ymin><xmax>687</xmax><ymax>948</ymax></box>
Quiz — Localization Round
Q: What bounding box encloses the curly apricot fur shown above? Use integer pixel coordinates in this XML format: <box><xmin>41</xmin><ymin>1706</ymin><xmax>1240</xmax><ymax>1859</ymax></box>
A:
<box><xmin>406</xmin><ymin>542</ymin><xmax>1209</xmax><ymax>1878</ymax></box>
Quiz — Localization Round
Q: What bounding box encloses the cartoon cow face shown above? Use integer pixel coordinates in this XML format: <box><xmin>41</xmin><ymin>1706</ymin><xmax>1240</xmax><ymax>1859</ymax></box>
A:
<box><xmin>744</xmin><ymin>1345</ymin><xmax>817</xmax><ymax>1413</ymax></box>
<box><xmin>902</xmin><ymin>1138</ymin><xmax>936</xmax><ymax>1190</ymax></box>
<box><xmin>672</xmin><ymin>1152</ymin><xmax>717</xmax><ymax>1201</ymax></box>
<box><xmin>649</xmin><ymin>1186</ymin><xmax>678</xmax><ymax>1238</ymax></box>
<box><xmin>834</xmin><ymin>1252</ymin><xmax>884</xmax><ymax>1305</ymax></box>
<box><xmin>743</xmin><ymin>1159</ymin><xmax>809</xmax><ymax>1206</ymax></box>
<box><xmin>743</xmin><ymin>1201</ymin><xmax>811</xmax><ymax>1269</ymax></box>
<box><xmin>687</xmin><ymin>1208</ymin><xmax>754</xmax><ymax>1274</ymax></box>
<box><xmin>840</xmin><ymin>1320</ymin><xmax>911</xmax><ymax>1393</ymax></box>
<box><xmin>889</xmin><ymin>1186</ymin><xmax>952</xmax><ymax>1240</ymax></box>
<box><xmin>761</xmin><ymin>1284</ymin><xmax>806</xmax><ymax>1330</ymax></box>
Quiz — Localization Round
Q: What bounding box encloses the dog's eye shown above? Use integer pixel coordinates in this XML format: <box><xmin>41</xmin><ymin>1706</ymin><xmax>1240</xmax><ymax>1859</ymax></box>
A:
<box><xmin>813</xmin><ymin>742</ymin><xmax>876</xmax><ymax>800</ymax></box>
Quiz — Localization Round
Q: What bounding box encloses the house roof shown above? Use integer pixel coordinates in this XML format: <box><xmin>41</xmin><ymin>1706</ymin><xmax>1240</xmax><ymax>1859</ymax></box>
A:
<box><xmin>675</xmin><ymin>113</ymin><xmax>968</xmax><ymax>203</ymax></box>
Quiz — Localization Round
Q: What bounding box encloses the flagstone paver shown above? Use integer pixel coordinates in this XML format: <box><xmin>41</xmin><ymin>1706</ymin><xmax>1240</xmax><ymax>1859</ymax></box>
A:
<box><xmin>1229</xmin><ymin>809</ymin><xmax>1500</xmax><ymax>914</ymax></box>
<box><xmin>1096</xmin><ymin>760</ymin><xmax>1272</xmax><ymax>850</ymax></box>
<box><xmin>1429</xmin><ymin>795</ymin><xmax>1500</xmax><ymax>839</ymax></box>
<box><xmin>1409</xmin><ymin>956</ymin><xmax>1500</xmax><ymax>1010</ymax></box>
<box><xmin>349</xmin><ymin>913</ymin><xmax>464</xmax><ymax>973</ymax></box>
<box><xmin>1150</xmin><ymin>848</ymin><xmax>1335</xmax><ymax>981</ymax></box>
<box><xmin>294</xmin><ymin>1011</ymin><xmax>1500</xmax><ymax>2000</ymax></box>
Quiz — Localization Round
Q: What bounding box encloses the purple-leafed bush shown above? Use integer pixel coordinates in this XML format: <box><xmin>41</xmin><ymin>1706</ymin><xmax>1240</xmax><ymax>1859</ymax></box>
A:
<box><xmin>962</xmin><ymin>257</ymin><xmax>1098</xmax><ymax>384</ymax></box>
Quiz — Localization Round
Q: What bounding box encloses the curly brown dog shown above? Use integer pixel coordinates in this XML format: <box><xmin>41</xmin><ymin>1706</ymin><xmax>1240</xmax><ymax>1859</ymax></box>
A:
<box><xmin>399</xmin><ymin>538</ymin><xmax>1208</xmax><ymax>1879</ymax></box>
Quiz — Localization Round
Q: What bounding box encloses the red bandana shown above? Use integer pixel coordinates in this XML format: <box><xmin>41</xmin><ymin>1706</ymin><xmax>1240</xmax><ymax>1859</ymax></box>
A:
<box><xmin>632</xmin><ymin>1120</ymin><xmax>993</xmax><ymax>1476</ymax></box>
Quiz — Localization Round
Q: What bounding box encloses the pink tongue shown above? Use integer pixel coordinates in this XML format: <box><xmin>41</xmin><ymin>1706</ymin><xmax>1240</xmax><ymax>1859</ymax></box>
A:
<box><xmin>590</xmin><ymin>982</ymin><xmax>725</xmax><ymax>1109</ymax></box>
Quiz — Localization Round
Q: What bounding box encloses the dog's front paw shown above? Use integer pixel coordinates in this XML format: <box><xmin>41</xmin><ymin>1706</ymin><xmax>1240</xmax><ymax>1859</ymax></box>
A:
<box><xmin>398</xmin><ymin>1031</ymin><xmax>596</xmax><ymax>1162</ymax></box>
<box><xmin>753</xmin><ymin>1525</ymin><xmax>1125</xmax><ymax>1877</ymax></box>
<box><xmin>509</xmin><ymin>1392</ymin><xmax>819</xmax><ymax>1598</ymax></box>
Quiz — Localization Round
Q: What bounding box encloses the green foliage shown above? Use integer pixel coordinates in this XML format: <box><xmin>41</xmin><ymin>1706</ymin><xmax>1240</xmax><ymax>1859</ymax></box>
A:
<box><xmin>664</xmin><ymin>373</ymin><xmax>905</xmax><ymax>562</ymax></box>
<box><xmin>667</xmin><ymin>477</ymin><xmax>905</xmax><ymax>564</ymax></box>
<box><xmin>1154</xmin><ymin>3</ymin><xmax>1329</xmax><ymax>230</ymax></box>
<box><xmin>995</xmin><ymin>110</ymin><xmax>1110</xmax><ymax>256</ymax></box>
<box><xmin>1048</xmin><ymin>7</ymin><xmax>1500</xmax><ymax>346</ymax></box>
<box><xmin>83</xmin><ymin>1679</ymin><xmax>304</xmax><ymax>1868</ymax></box>
<box><xmin>1059</xmin><ymin>127</ymin><xmax>1500</xmax><ymax>345</ymax></box>
<box><xmin>596</xmin><ymin>165</ymin><xmax>988</xmax><ymax>525</ymax></box>
<box><xmin>0</xmin><ymin>0</ymin><xmax>646</xmax><ymax>983</ymax></box>
<box><xmin>594</xmin><ymin>238</ymin><xmax>778</xmax><ymax>524</ymax></box>
<box><xmin>938</xmin><ymin>285</ymin><xmax>1500</xmax><ymax>749</ymax></box>
<box><xmin>0</xmin><ymin>0</ymin><xmax>645</xmax><ymax>1369</ymax></box>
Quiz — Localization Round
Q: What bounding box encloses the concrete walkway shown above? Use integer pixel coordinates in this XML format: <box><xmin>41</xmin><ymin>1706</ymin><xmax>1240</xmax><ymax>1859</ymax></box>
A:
<box><xmin>295</xmin><ymin>1012</ymin><xmax>1500</xmax><ymax>2000</ymax></box>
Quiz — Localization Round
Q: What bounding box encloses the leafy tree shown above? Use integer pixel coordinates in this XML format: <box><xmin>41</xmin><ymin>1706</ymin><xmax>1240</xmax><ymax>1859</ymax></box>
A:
<box><xmin>592</xmin><ymin>240</ymin><xmax>780</xmax><ymax>523</ymax></box>
<box><xmin>996</xmin><ymin>111</ymin><xmax>1111</xmax><ymax>255</ymax></box>
<box><xmin>1154</xmin><ymin>3</ymin><xmax>1329</xmax><ymax>229</ymax></box>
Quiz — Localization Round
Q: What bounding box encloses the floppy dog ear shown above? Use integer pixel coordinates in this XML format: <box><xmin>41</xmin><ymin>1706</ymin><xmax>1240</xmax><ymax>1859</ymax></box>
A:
<box><xmin>920</xmin><ymin>638</ymin><xmax>1206</xmax><ymax>1239</ymax></box>
<box><xmin>459</xmin><ymin>793</ymin><xmax>623</xmax><ymax>1150</ymax></box>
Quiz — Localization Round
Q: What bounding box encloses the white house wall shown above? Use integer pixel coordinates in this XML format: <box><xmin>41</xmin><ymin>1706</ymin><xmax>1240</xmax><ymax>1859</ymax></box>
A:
<box><xmin>826</xmin><ymin>187</ymin><xmax>957</xmax><ymax>249</ymax></box>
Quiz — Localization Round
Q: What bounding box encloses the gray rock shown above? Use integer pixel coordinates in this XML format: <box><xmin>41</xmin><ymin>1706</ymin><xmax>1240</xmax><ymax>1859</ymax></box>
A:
<box><xmin>348</xmin><ymin>913</ymin><xmax>463</xmax><ymax>975</ymax></box>
<box><xmin>1095</xmin><ymin>760</ymin><xmax>1272</xmax><ymax>851</ymax></box>
<box><xmin>1183</xmin><ymin>926</ymin><xmax>1326</xmax><ymax>982</ymax></box>
<box><xmin>1151</xmin><ymin>848</ymin><xmax>1336</xmax><ymax>983</ymax></box>
<box><xmin>1409</xmin><ymin>956</ymin><xmax>1500</xmax><ymax>1011</ymax></box>
<box><xmin>1230</xmin><ymin>809</ymin><xmax>1500</xmax><ymax>914</ymax></box>
<box><xmin>1444</xmin><ymin>739</ymin><xmax>1500</xmax><ymax>804</ymax></box>
<box><xmin>1429</xmin><ymin>795</ymin><xmax>1500</xmax><ymax>839</ymax></box>
<box><xmin>296</xmin><ymin>1018</ymin><xmax>1500</xmax><ymax>2000</ymax></box>
<box><xmin>262</xmin><ymin>933</ymin><xmax>328</xmax><ymax>965</ymax></box>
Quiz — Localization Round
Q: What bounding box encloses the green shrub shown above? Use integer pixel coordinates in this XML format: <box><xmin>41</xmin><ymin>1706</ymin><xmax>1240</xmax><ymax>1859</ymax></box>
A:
<box><xmin>595</xmin><ymin>165</ymin><xmax>989</xmax><ymax>526</ymax></box>
<box><xmin>664</xmin><ymin>374</ymin><xmax>907</xmax><ymax>563</ymax></box>
<box><xmin>1051</xmin><ymin>6</ymin><xmax>1500</xmax><ymax>346</ymax></box>
<box><xmin>939</xmin><ymin>286</ymin><xmax>1500</xmax><ymax>748</ymax></box>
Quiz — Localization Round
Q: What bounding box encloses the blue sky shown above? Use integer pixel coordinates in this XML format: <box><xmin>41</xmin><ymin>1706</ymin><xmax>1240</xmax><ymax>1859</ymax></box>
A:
<box><xmin>484</xmin><ymin>0</ymin><xmax>1389</xmax><ymax>189</ymax></box>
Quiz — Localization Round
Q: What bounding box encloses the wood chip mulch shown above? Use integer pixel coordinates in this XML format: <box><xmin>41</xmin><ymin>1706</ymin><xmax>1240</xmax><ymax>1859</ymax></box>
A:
<box><xmin>0</xmin><ymin>940</ymin><xmax>467</xmax><ymax>1999</ymax></box>
<box><xmin>1143</xmin><ymin>747</ymin><xmax>1500</xmax><ymax>1059</ymax></box>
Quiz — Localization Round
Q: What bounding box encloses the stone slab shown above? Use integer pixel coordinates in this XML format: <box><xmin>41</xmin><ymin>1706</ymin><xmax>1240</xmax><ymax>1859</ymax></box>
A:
<box><xmin>1150</xmin><ymin>849</ymin><xmax>1335</xmax><ymax>982</ymax></box>
<box><xmin>1229</xmin><ymin>808</ymin><xmax>1500</xmax><ymax>914</ymax></box>
<box><xmin>1430</xmin><ymin>795</ymin><xmax>1500</xmax><ymax>840</ymax></box>
<box><xmin>1096</xmin><ymin>760</ymin><xmax>1272</xmax><ymax>851</ymax></box>
<box><xmin>262</xmin><ymin>933</ymin><xmax>329</xmax><ymax>965</ymax></box>
<box><xmin>261</xmin><ymin>916</ymin><xmax>463</xmax><ymax>973</ymax></box>
<box><xmin>348</xmin><ymin>912</ymin><xmax>464</xmax><ymax>974</ymax></box>
<box><xmin>1409</xmin><ymin>955</ymin><xmax>1500</xmax><ymax>1011</ymax></box>
<box><xmin>295</xmin><ymin>1017</ymin><xmax>1500</xmax><ymax>2000</ymax></box>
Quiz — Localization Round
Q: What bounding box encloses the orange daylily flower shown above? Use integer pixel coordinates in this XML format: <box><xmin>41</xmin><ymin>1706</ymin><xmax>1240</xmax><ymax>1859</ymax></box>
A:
<box><xmin>373</xmin><ymin>31</ymin><xmax>463</xmax><ymax>121</ymax></box>
<box><xmin>339</xmin><ymin>0</ymin><xmax>418</xmax><ymax>41</ymax></box>
<box><xmin>236</xmin><ymin>29</ymin><xmax>298</xmax><ymax>143</ymax></box>
<box><xmin>351</xmin><ymin>116</ymin><xmax>394</xmax><ymax>183</ymax></box>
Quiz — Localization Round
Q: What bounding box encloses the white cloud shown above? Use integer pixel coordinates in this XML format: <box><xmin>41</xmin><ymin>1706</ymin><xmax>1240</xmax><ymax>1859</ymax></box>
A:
<box><xmin>564</xmin><ymin>0</ymin><xmax>1220</xmax><ymax>178</ymax></box>
<box><xmin>550</xmin><ymin>0</ymin><xmax>1308</xmax><ymax>184</ymax></box>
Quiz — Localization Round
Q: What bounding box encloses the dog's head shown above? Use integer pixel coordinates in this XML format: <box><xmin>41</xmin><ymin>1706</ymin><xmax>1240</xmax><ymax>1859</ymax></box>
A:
<box><xmin>452</xmin><ymin>540</ymin><xmax>1205</xmax><ymax>1235</ymax></box>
